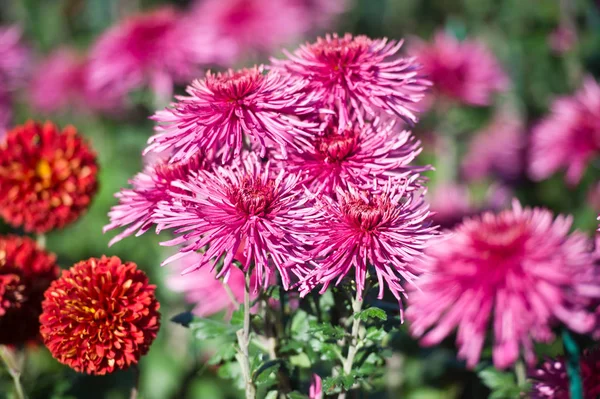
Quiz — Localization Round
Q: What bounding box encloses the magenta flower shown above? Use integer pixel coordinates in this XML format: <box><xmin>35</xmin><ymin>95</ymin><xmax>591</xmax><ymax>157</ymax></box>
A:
<box><xmin>273</xmin><ymin>33</ymin><xmax>429</xmax><ymax>127</ymax></box>
<box><xmin>29</xmin><ymin>48</ymin><xmax>122</xmax><ymax>114</ymax></box>
<box><xmin>309</xmin><ymin>373</ymin><xmax>323</xmax><ymax>399</ymax></box>
<box><xmin>299</xmin><ymin>179</ymin><xmax>438</xmax><ymax>310</ymax></box>
<box><xmin>529</xmin><ymin>349</ymin><xmax>600</xmax><ymax>399</ymax></box>
<box><xmin>462</xmin><ymin>111</ymin><xmax>525</xmax><ymax>182</ymax></box>
<box><xmin>191</xmin><ymin>0</ymin><xmax>309</xmax><ymax>59</ymax></box>
<box><xmin>410</xmin><ymin>31</ymin><xmax>508</xmax><ymax>106</ymax></box>
<box><xmin>155</xmin><ymin>153</ymin><xmax>317</xmax><ymax>290</ymax></box>
<box><xmin>407</xmin><ymin>200</ymin><xmax>596</xmax><ymax>369</ymax></box>
<box><xmin>146</xmin><ymin>66</ymin><xmax>318</xmax><ymax>163</ymax></box>
<box><xmin>279</xmin><ymin>114</ymin><xmax>424</xmax><ymax>195</ymax></box>
<box><xmin>104</xmin><ymin>154</ymin><xmax>208</xmax><ymax>246</ymax></box>
<box><xmin>167</xmin><ymin>251</ymin><xmax>255</xmax><ymax>318</ymax></box>
<box><xmin>529</xmin><ymin>77</ymin><xmax>600</xmax><ymax>185</ymax></box>
<box><xmin>88</xmin><ymin>7</ymin><xmax>223</xmax><ymax>103</ymax></box>
<box><xmin>301</xmin><ymin>0</ymin><xmax>347</xmax><ymax>29</ymax></box>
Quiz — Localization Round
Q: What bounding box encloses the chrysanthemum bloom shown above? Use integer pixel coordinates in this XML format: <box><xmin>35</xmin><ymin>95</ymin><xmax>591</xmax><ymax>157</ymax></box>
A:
<box><xmin>410</xmin><ymin>31</ymin><xmax>508</xmax><ymax>106</ymax></box>
<box><xmin>104</xmin><ymin>153</ymin><xmax>208</xmax><ymax>246</ymax></box>
<box><xmin>147</xmin><ymin>66</ymin><xmax>318</xmax><ymax>163</ymax></box>
<box><xmin>299</xmin><ymin>179</ymin><xmax>438</xmax><ymax>309</ymax></box>
<box><xmin>529</xmin><ymin>77</ymin><xmax>600</xmax><ymax>185</ymax></box>
<box><xmin>0</xmin><ymin>121</ymin><xmax>98</xmax><ymax>233</ymax></box>
<box><xmin>155</xmin><ymin>153</ymin><xmax>317</xmax><ymax>290</ymax></box>
<box><xmin>309</xmin><ymin>374</ymin><xmax>323</xmax><ymax>399</ymax></box>
<box><xmin>273</xmin><ymin>33</ymin><xmax>429</xmax><ymax>127</ymax></box>
<box><xmin>167</xmin><ymin>251</ymin><xmax>255</xmax><ymax>318</ymax></box>
<box><xmin>280</xmin><ymin>115</ymin><xmax>424</xmax><ymax>195</ymax></box>
<box><xmin>40</xmin><ymin>256</ymin><xmax>160</xmax><ymax>375</ymax></box>
<box><xmin>29</xmin><ymin>48</ymin><xmax>123</xmax><ymax>114</ymax></box>
<box><xmin>462</xmin><ymin>112</ymin><xmax>525</xmax><ymax>182</ymax></box>
<box><xmin>88</xmin><ymin>7</ymin><xmax>225</xmax><ymax>103</ymax></box>
<box><xmin>0</xmin><ymin>235</ymin><xmax>58</xmax><ymax>345</ymax></box>
<box><xmin>407</xmin><ymin>200</ymin><xmax>596</xmax><ymax>369</ymax></box>
<box><xmin>529</xmin><ymin>349</ymin><xmax>600</xmax><ymax>399</ymax></box>
<box><xmin>191</xmin><ymin>0</ymin><xmax>309</xmax><ymax>59</ymax></box>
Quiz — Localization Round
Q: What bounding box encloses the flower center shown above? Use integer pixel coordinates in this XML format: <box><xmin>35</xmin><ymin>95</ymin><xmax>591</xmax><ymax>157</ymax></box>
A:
<box><xmin>232</xmin><ymin>177</ymin><xmax>275</xmax><ymax>216</ymax></box>
<box><xmin>206</xmin><ymin>68</ymin><xmax>263</xmax><ymax>101</ymax></box>
<box><xmin>341</xmin><ymin>194</ymin><xmax>391</xmax><ymax>232</ymax></box>
<box><xmin>309</xmin><ymin>35</ymin><xmax>371</xmax><ymax>67</ymax></box>
<box><xmin>0</xmin><ymin>273</ymin><xmax>26</xmax><ymax>314</ymax></box>
<box><xmin>315</xmin><ymin>128</ymin><xmax>357</xmax><ymax>163</ymax></box>
<box><xmin>471</xmin><ymin>220</ymin><xmax>529</xmax><ymax>268</ymax></box>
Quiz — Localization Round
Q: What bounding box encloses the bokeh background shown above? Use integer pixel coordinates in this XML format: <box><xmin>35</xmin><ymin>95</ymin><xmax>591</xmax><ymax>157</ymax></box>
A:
<box><xmin>1</xmin><ymin>0</ymin><xmax>599</xmax><ymax>398</ymax></box>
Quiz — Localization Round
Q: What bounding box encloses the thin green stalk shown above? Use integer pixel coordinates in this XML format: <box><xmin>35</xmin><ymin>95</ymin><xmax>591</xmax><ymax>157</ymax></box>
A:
<box><xmin>129</xmin><ymin>364</ymin><xmax>140</xmax><ymax>399</ymax></box>
<box><xmin>235</xmin><ymin>272</ymin><xmax>256</xmax><ymax>399</ymax></box>
<box><xmin>338</xmin><ymin>289</ymin><xmax>364</xmax><ymax>399</ymax></box>
<box><xmin>562</xmin><ymin>329</ymin><xmax>583</xmax><ymax>399</ymax></box>
<box><xmin>0</xmin><ymin>346</ymin><xmax>25</xmax><ymax>399</ymax></box>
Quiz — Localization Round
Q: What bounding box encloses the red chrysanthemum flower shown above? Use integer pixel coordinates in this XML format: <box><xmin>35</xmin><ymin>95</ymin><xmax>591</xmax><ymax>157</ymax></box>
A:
<box><xmin>146</xmin><ymin>66</ymin><xmax>318</xmax><ymax>163</ymax></box>
<box><xmin>0</xmin><ymin>235</ymin><xmax>58</xmax><ymax>345</ymax></box>
<box><xmin>298</xmin><ymin>179</ymin><xmax>438</xmax><ymax>311</ymax></box>
<box><xmin>39</xmin><ymin>256</ymin><xmax>160</xmax><ymax>375</ymax></box>
<box><xmin>529</xmin><ymin>349</ymin><xmax>600</xmax><ymax>399</ymax></box>
<box><xmin>410</xmin><ymin>31</ymin><xmax>508</xmax><ymax>107</ymax></box>
<box><xmin>104</xmin><ymin>153</ymin><xmax>208</xmax><ymax>246</ymax></box>
<box><xmin>279</xmin><ymin>114</ymin><xmax>425</xmax><ymax>195</ymax></box>
<box><xmin>529</xmin><ymin>76</ymin><xmax>600</xmax><ymax>185</ymax></box>
<box><xmin>273</xmin><ymin>33</ymin><xmax>429</xmax><ymax>127</ymax></box>
<box><xmin>155</xmin><ymin>153</ymin><xmax>317</xmax><ymax>290</ymax></box>
<box><xmin>0</xmin><ymin>121</ymin><xmax>98</xmax><ymax>233</ymax></box>
<box><xmin>407</xmin><ymin>200</ymin><xmax>596</xmax><ymax>370</ymax></box>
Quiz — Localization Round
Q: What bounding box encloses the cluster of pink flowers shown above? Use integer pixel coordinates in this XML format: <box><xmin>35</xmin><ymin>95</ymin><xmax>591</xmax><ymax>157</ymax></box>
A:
<box><xmin>106</xmin><ymin>32</ymin><xmax>438</xmax><ymax>312</ymax></box>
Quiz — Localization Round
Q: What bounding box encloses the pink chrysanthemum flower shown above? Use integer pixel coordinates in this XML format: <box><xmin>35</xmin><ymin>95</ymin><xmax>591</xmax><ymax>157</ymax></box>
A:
<box><xmin>167</xmin><ymin>252</ymin><xmax>255</xmax><ymax>318</ymax></box>
<box><xmin>299</xmin><ymin>179</ymin><xmax>438</xmax><ymax>309</ymax></box>
<box><xmin>155</xmin><ymin>153</ymin><xmax>317</xmax><ymax>290</ymax></box>
<box><xmin>279</xmin><ymin>115</ymin><xmax>424</xmax><ymax>195</ymax></box>
<box><xmin>529</xmin><ymin>349</ymin><xmax>600</xmax><ymax>399</ymax></box>
<box><xmin>462</xmin><ymin>112</ymin><xmax>525</xmax><ymax>182</ymax></box>
<box><xmin>146</xmin><ymin>66</ymin><xmax>318</xmax><ymax>163</ymax></box>
<box><xmin>273</xmin><ymin>33</ymin><xmax>428</xmax><ymax>127</ymax></box>
<box><xmin>29</xmin><ymin>48</ymin><xmax>122</xmax><ymax>114</ymax></box>
<box><xmin>88</xmin><ymin>7</ymin><xmax>225</xmax><ymax>102</ymax></box>
<box><xmin>407</xmin><ymin>200</ymin><xmax>596</xmax><ymax>369</ymax></box>
<box><xmin>309</xmin><ymin>374</ymin><xmax>323</xmax><ymax>399</ymax></box>
<box><xmin>191</xmin><ymin>0</ymin><xmax>309</xmax><ymax>59</ymax></box>
<box><xmin>0</xmin><ymin>26</ymin><xmax>29</xmax><ymax>133</ymax></box>
<box><xmin>410</xmin><ymin>31</ymin><xmax>508</xmax><ymax>106</ymax></box>
<box><xmin>104</xmin><ymin>153</ymin><xmax>208</xmax><ymax>246</ymax></box>
<box><xmin>529</xmin><ymin>77</ymin><xmax>600</xmax><ymax>185</ymax></box>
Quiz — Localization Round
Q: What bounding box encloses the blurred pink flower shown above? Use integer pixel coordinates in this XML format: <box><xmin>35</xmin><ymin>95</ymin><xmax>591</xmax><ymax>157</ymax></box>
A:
<box><xmin>167</xmin><ymin>252</ymin><xmax>254</xmax><ymax>318</ymax></box>
<box><xmin>191</xmin><ymin>0</ymin><xmax>309</xmax><ymax>59</ymax></box>
<box><xmin>0</xmin><ymin>26</ymin><xmax>29</xmax><ymax>134</ymax></box>
<box><xmin>0</xmin><ymin>93</ymin><xmax>10</xmax><ymax>137</ymax></box>
<box><xmin>549</xmin><ymin>26</ymin><xmax>577</xmax><ymax>54</ymax></box>
<box><xmin>155</xmin><ymin>153</ymin><xmax>317</xmax><ymax>290</ymax></box>
<box><xmin>301</xmin><ymin>0</ymin><xmax>347</xmax><ymax>29</ymax></box>
<box><xmin>273</xmin><ymin>33</ymin><xmax>428</xmax><ymax>127</ymax></box>
<box><xmin>309</xmin><ymin>373</ymin><xmax>323</xmax><ymax>399</ymax></box>
<box><xmin>146</xmin><ymin>66</ymin><xmax>318</xmax><ymax>163</ymax></box>
<box><xmin>529</xmin><ymin>77</ymin><xmax>600</xmax><ymax>185</ymax></box>
<box><xmin>29</xmin><ymin>48</ymin><xmax>123</xmax><ymax>114</ymax></box>
<box><xmin>528</xmin><ymin>349</ymin><xmax>600</xmax><ymax>399</ymax></box>
<box><xmin>410</xmin><ymin>31</ymin><xmax>508</xmax><ymax>106</ymax></box>
<box><xmin>462</xmin><ymin>112</ymin><xmax>525</xmax><ymax>182</ymax></box>
<box><xmin>104</xmin><ymin>154</ymin><xmax>209</xmax><ymax>246</ymax></box>
<box><xmin>88</xmin><ymin>7</ymin><xmax>224</xmax><ymax>103</ymax></box>
<box><xmin>299</xmin><ymin>179</ymin><xmax>438</xmax><ymax>311</ymax></box>
<box><xmin>408</xmin><ymin>200</ymin><xmax>596</xmax><ymax>369</ymax></box>
<box><xmin>279</xmin><ymin>114</ymin><xmax>424</xmax><ymax>195</ymax></box>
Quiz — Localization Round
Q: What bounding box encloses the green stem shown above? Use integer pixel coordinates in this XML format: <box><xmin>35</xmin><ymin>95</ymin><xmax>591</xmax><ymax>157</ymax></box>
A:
<box><xmin>36</xmin><ymin>234</ymin><xmax>46</xmax><ymax>249</ymax></box>
<box><xmin>338</xmin><ymin>289</ymin><xmax>364</xmax><ymax>399</ymax></box>
<box><xmin>0</xmin><ymin>346</ymin><xmax>25</xmax><ymax>399</ymax></box>
<box><xmin>235</xmin><ymin>272</ymin><xmax>256</xmax><ymax>399</ymax></box>
<box><xmin>129</xmin><ymin>364</ymin><xmax>140</xmax><ymax>399</ymax></box>
<box><xmin>562</xmin><ymin>329</ymin><xmax>583</xmax><ymax>399</ymax></box>
<box><xmin>514</xmin><ymin>359</ymin><xmax>526</xmax><ymax>388</ymax></box>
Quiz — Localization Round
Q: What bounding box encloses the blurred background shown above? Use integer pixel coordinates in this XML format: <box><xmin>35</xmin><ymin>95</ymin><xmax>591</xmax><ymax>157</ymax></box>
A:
<box><xmin>1</xmin><ymin>0</ymin><xmax>599</xmax><ymax>398</ymax></box>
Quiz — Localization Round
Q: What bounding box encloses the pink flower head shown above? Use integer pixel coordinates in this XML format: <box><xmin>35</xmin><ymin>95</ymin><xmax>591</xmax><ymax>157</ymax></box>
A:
<box><xmin>0</xmin><ymin>25</ymin><xmax>29</xmax><ymax>92</ymax></box>
<box><xmin>299</xmin><ymin>179</ymin><xmax>438</xmax><ymax>311</ymax></box>
<box><xmin>410</xmin><ymin>31</ymin><xmax>508</xmax><ymax>106</ymax></box>
<box><xmin>88</xmin><ymin>7</ymin><xmax>222</xmax><ymax>102</ymax></box>
<box><xmin>309</xmin><ymin>373</ymin><xmax>323</xmax><ymax>399</ymax></box>
<box><xmin>407</xmin><ymin>200</ymin><xmax>596</xmax><ymax>370</ymax></box>
<box><xmin>280</xmin><ymin>114</ymin><xmax>425</xmax><ymax>195</ymax></box>
<box><xmin>104</xmin><ymin>153</ymin><xmax>208</xmax><ymax>246</ymax></box>
<box><xmin>273</xmin><ymin>33</ymin><xmax>429</xmax><ymax>127</ymax></box>
<box><xmin>191</xmin><ymin>0</ymin><xmax>309</xmax><ymax>59</ymax></box>
<box><xmin>301</xmin><ymin>0</ymin><xmax>347</xmax><ymax>29</ymax></box>
<box><xmin>549</xmin><ymin>26</ymin><xmax>577</xmax><ymax>55</ymax></box>
<box><xmin>462</xmin><ymin>112</ymin><xmax>525</xmax><ymax>182</ymax></box>
<box><xmin>529</xmin><ymin>77</ymin><xmax>600</xmax><ymax>185</ymax></box>
<box><xmin>529</xmin><ymin>349</ymin><xmax>600</xmax><ymax>399</ymax></box>
<box><xmin>146</xmin><ymin>66</ymin><xmax>318</xmax><ymax>163</ymax></box>
<box><xmin>167</xmin><ymin>251</ymin><xmax>254</xmax><ymax>318</ymax></box>
<box><xmin>155</xmin><ymin>153</ymin><xmax>317</xmax><ymax>290</ymax></box>
<box><xmin>29</xmin><ymin>48</ymin><xmax>122</xmax><ymax>114</ymax></box>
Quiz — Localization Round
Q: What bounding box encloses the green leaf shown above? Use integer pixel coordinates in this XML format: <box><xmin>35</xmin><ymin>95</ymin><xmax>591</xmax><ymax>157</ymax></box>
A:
<box><xmin>309</xmin><ymin>321</ymin><xmax>347</xmax><ymax>340</ymax></box>
<box><xmin>365</xmin><ymin>326</ymin><xmax>387</xmax><ymax>341</ymax></box>
<box><xmin>190</xmin><ymin>318</ymin><xmax>236</xmax><ymax>340</ymax></box>
<box><xmin>207</xmin><ymin>344</ymin><xmax>237</xmax><ymax>365</ymax></box>
<box><xmin>252</xmin><ymin>359</ymin><xmax>281</xmax><ymax>385</ymax></box>
<box><xmin>477</xmin><ymin>367</ymin><xmax>523</xmax><ymax>399</ymax></box>
<box><xmin>355</xmin><ymin>307</ymin><xmax>387</xmax><ymax>321</ymax></box>
<box><xmin>264</xmin><ymin>391</ymin><xmax>278</xmax><ymax>399</ymax></box>
<box><xmin>287</xmin><ymin>392</ymin><xmax>309</xmax><ymax>399</ymax></box>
